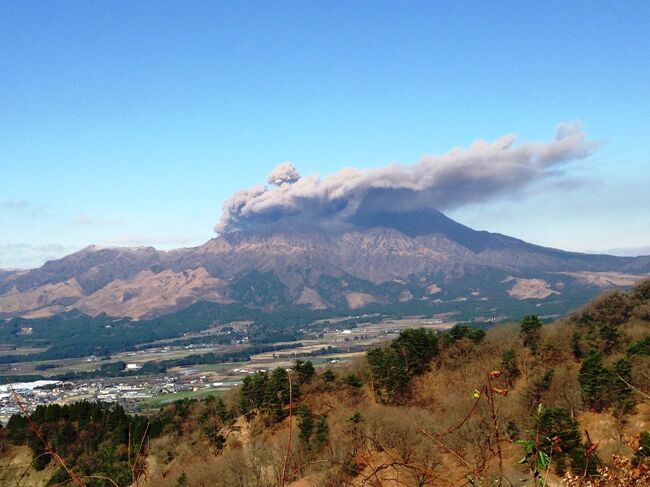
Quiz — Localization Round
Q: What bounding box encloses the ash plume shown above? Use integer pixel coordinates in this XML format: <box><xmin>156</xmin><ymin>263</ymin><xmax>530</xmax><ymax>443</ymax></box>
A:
<box><xmin>215</xmin><ymin>122</ymin><xmax>597</xmax><ymax>234</ymax></box>
<box><xmin>267</xmin><ymin>162</ymin><xmax>301</xmax><ymax>186</ymax></box>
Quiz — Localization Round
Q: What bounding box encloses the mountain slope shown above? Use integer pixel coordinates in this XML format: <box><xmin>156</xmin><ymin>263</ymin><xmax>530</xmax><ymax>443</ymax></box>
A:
<box><xmin>1</xmin><ymin>210</ymin><xmax>648</xmax><ymax>319</ymax></box>
<box><xmin>4</xmin><ymin>279</ymin><xmax>650</xmax><ymax>486</ymax></box>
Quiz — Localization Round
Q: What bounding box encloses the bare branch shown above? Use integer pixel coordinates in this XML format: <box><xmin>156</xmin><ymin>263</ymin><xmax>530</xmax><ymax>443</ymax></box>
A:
<box><xmin>9</xmin><ymin>385</ymin><xmax>86</xmax><ymax>487</ymax></box>
<box><xmin>279</xmin><ymin>374</ymin><xmax>293</xmax><ymax>486</ymax></box>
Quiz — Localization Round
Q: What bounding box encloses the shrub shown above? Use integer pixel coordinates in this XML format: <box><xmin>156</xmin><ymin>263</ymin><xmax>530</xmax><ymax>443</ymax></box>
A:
<box><xmin>633</xmin><ymin>431</ymin><xmax>650</xmax><ymax>466</ymax></box>
<box><xmin>321</xmin><ymin>369</ymin><xmax>336</xmax><ymax>382</ymax></box>
<box><xmin>343</xmin><ymin>373</ymin><xmax>363</xmax><ymax>388</ymax></box>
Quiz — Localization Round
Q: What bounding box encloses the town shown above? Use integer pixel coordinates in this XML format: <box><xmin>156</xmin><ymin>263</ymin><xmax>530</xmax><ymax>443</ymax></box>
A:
<box><xmin>0</xmin><ymin>314</ymin><xmax>456</xmax><ymax>424</ymax></box>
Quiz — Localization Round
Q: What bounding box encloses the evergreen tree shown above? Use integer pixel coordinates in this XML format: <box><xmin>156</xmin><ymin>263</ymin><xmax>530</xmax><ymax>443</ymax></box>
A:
<box><xmin>571</xmin><ymin>331</ymin><xmax>583</xmax><ymax>360</ymax></box>
<box><xmin>6</xmin><ymin>401</ymin><xmax>160</xmax><ymax>482</ymax></box>
<box><xmin>265</xmin><ymin>367</ymin><xmax>290</xmax><ymax>406</ymax></box>
<box><xmin>240</xmin><ymin>371</ymin><xmax>269</xmax><ymax>412</ymax></box>
<box><xmin>537</xmin><ymin>407</ymin><xmax>582</xmax><ymax>475</ymax></box>
<box><xmin>628</xmin><ymin>336</ymin><xmax>650</xmax><ymax>356</ymax></box>
<box><xmin>321</xmin><ymin>369</ymin><xmax>336</xmax><ymax>382</ymax></box>
<box><xmin>501</xmin><ymin>348</ymin><xmax>520</xmax><ymax>387</ymax></box>
<box><xmin>313</xmin><ymin>416</ymin><xmax>329</xmax><ymax>451</ymax></box>
<box><xmin>296</xmin><ymin>405</ymin><xmax>313</xmax><ymax>443</ymax></box>
<box><xmin>343</xmin><ymin>373</ymin><xmax>363</xmax><ymax>389</ymax></box>
<box><xmin>579</xmin><ymin>350</ymin><xmax>611</xmax><ymax>411</ymax></box>
<box><xmin>176</xmin><ymin>472</ymin><xmax>187</xmax><ymax>486</ymax></box>
<box><xmin>391</xmin><ymin>328</ymin><xmax>439</xmax><ymax>377</ymax></box>
<box><xmin>523</xmin><ymin>369</ymin><xmax>555</xmax><ymax>411</ymax></box>
<box><xmin>521</xmin><ymin>315</ymin><xmax>543</xmax><ymax>352</ymax></box>
<box><xmin>367</xmin><ymin>327</ymin><xmax>439</xmax><ymax>402</ymax></box>
<box><xmin>612</xmin><ymin>358</ymin><xmax>636</xmax><ymax>413</ymax></box>
<box><xmin>293</xmin><ymin>359</ymin><xmax>315</xmax><ymax>385</ymax></box>
<box><xmin>367</xmin><ymin>347</ymin><xmax>407</xmax><ymax>401</ymax></box>
<box><xmin>444</xmin><ymin>324</ymin><xmax>485</xmax><ymax>345</ymax></box>
<box><xmin>599</xmin><ymin>324</ymin><xmax>620</xmax><ymax>354</ymax></box>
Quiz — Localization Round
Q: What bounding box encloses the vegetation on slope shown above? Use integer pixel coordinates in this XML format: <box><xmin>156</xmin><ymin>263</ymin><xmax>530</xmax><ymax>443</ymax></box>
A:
<box><xmin>3</xmin><ymin>279</ymin><xmax>650</xmax><ymax>486</ymax></box>
<box><xmin>0</xmin><ymin>275</ymin><xmax>598</xmax><ymax>367</ymax></box>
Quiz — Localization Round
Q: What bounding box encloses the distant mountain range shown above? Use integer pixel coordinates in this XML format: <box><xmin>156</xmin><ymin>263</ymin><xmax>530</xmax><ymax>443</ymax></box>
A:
<box><xmin>1</xmin><ymin>209</ymin><xmax>649</xmax><ymax>320</ymax></box>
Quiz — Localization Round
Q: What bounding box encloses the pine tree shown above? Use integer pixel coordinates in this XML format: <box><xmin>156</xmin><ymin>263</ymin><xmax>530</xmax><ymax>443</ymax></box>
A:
<box><xmin>612</xmin><ymin>358</ymin><xmax>635</xmax><ymax>413</ymax></box>
<box><xmin>521</xmin><ymin>315</ymin><xmax>543</xmax><ymax>352</ymax></box>
<box><xmin>599</xmin><ymin>324</ymin><xmax>620</xmax><ymax>354</ymax></box>
<box><xmin>501</xmin><ymin>348</ymin><xmax>520</xmax><ymax>387</ymax></box>
<box><xmin>293</xmin><ymin>359</ymin><xmax>315</xmax><ymax>385</ymax></box>
<box><xmin>296</xmin><ymin>405</ymin><xmax>313</xmax><ymax>443</ymax></box>
<box><xmin>343</xmin><ymin>373</ymin><xmax>363</xmax><ymax>389</ymax></box>
<box><xmin>265</xmin><ymin>367</ymin><xmax>290</xmax><ymax>407</ymax></box>
<box><xmin>578</xmin><ymin>350</ymin><xmax>611</xmax><ymax>411</ymax></box>
<box><xmin>321</xmin><ymin>369</ymin><xmax>336</xmax><ymax>382</ymax></box>
<box><xmin>391</xmin><ymin>328</ymin><xmax>439</xmax><ymax>376</ymax></box>
<box><xmin>571</xmin><ymin>331</ymin><xmax>583</xmax><ymax>360</ymax></box>
<box><xmin>523</xmin><ymin>369</ymin><xmax>555</xmax><ymax>411</ymax></box>
<box><xmin>313</xmin><ymin>416</ymin><xmax>329</xmax><ymax>451</ymax></box>
<box><xmin>537</xmin><ymin>407</ymin><xmax>582</xmax><ymax>475</ymax></box>
<box><xmin>444</xmin><ymin>324</ymin><xmax>486</xmax><ymax>345</ymax></box>
<box><xmin>240</xmin><ymin>371</ymin><xmax>269</xmax><ymax>413</ymax></box>
<box><xmin>367</xmin><ymin>327</ymin><xmax>439</xmax><ymax>402</ymax></box>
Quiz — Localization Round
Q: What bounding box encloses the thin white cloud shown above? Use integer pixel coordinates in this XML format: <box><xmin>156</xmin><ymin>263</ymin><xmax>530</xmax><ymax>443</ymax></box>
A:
<box><xmin>606</xmin><ymin>246</ymin><xmax>650</xmax><ymax>257</ymax></box>
<box><xmin>0</xmin><ymin>243</ymin><xmax>75</xmax><ymax>269</ymax></box>
<box><xmin>69</xmin><ymin>215</ymin><xmax>125</xmax><ymax>226</ymax></box>
<box><xmin>100</xmin><ymin>234</ymin><xmax>191</xmax><ymax>247</ymax></box>
<box><xmin>0</xmin><ymin>199</ymin><xmax>54</xmax><ymax>219</ymax></box>
<box><xmin>0</xmin><ymin>199</ymin><xmax>30</xmax><ymax>211</ymax></box>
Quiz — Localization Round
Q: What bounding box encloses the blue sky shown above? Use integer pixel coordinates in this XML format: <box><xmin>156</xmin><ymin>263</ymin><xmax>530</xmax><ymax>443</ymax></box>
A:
<box><xmin>1</xmin><ymin>1</ymin><xmax>649</xmax><ymax>268</ymax></box>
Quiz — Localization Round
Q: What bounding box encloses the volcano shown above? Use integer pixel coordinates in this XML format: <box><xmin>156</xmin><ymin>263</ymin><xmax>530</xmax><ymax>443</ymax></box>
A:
<box><xmin>1</xmin><ymin>210</ymin><xmax>648</xmax><ymax>319</ymax></box>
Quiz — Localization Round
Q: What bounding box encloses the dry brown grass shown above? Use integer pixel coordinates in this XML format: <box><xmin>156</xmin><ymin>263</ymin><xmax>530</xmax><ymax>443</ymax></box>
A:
<box><xmin>12</xmin><ymin>282</ymin><xmax>650</xmax><ymax>486</ymax></box>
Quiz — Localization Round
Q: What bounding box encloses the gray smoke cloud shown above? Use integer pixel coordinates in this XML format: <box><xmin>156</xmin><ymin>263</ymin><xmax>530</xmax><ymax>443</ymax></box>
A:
<box><xmin>267</xmin><ymin>162</ymin><xmax>301</xmax><ymax>186</ymax></box>
<box><xmin>215</xmin><ymin>122</ymin><xmax>598</xmax><ymax>234</ymax></box>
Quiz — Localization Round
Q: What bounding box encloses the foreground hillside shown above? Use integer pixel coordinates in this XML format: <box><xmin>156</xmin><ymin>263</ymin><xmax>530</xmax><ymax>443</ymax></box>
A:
<box><xmin>1</xmin><ymin>210</ymin><xmax>649</xmax><ymax>320</ymax></box>
<box><xmin>2</xmin><ymin>279</ymin><xmax>650</xmax><ymax>486</ymax></box>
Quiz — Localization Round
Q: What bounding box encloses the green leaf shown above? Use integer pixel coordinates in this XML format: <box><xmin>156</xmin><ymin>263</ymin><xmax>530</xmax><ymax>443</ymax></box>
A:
<box><xmin>537</xmin><ymin>450</ymin><xmax>550</xmax><ymax>470</ymax></box>
<box><xmin>517</xmin><ymin>439</ymin><xmax>535</xmax><ymax>456</ymax></box>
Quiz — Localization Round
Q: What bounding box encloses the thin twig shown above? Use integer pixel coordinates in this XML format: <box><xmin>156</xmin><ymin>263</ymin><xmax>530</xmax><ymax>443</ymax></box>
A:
<box><xmin>437</xmin><ymin>386</ymin><xmax>487</xmax><ymax>438</ymax></box>
<box><xmin>580</xmin><ymin>429</ymin><xmax>597</xmax><ymax>484</ymax></box>
<box><xmin>51</xmin><ymin>475</ymin><xmax>120</xmax><ymax>487</ymax></box>
<box><xmin>9</xmin><ymin>385</ymin><xmax>85</xmax><ymax>487</ymax></box>
<box><xmin>414</xmin><ymin>422</ymin><xmax>472</xmax><ymax>469</ymax></box>
<box><xmin>359</xmin><ymin>432</ymin><xmax>443</xmax><ymax>483</ymax></box>
<box><xmin>129</xmin><ymin>422</ymin><xmax>150</xmax><ymax>486</ymax></box>
<box><xmin>288</xmin><ymin>459</ymin><xmax>331</xmax><ymax>478</ymax></box>
<box><xmin>127</xmin><ymin>423</ymin><xmax>132</xmax><ymax>477</ymax></box>
<box><xmin>616</xmin><ymin>373</ymin><xmax>650</xmax><ymax>400</ymax></box>
<box><xmin>279</xmin><ymin>374</ymin><xmax>293</xmax><ymax>486</ymax></box>
<box><xmin>16</xmin><ymin>452</ymin><xmax>53</xmax><ymax>487</ymax></box>
<box><xmin>485</xmin><ymin>373</ymin><xmax>504</xmax><ymax>485</ymax></box>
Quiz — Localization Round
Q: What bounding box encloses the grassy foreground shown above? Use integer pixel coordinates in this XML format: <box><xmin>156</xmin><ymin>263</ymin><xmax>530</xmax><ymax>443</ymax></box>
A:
<box><xmin>2</xmin><ymin>279</ymin><xmax>650</xmax><ymax>486</ymax></box>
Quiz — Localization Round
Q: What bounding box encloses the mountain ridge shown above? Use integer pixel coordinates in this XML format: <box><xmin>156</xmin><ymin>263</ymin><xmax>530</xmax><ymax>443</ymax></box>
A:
<box><xmin>1</xmin><ymin>210</ymin><xmax>648</xmax><ymax>319</ymax></box>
